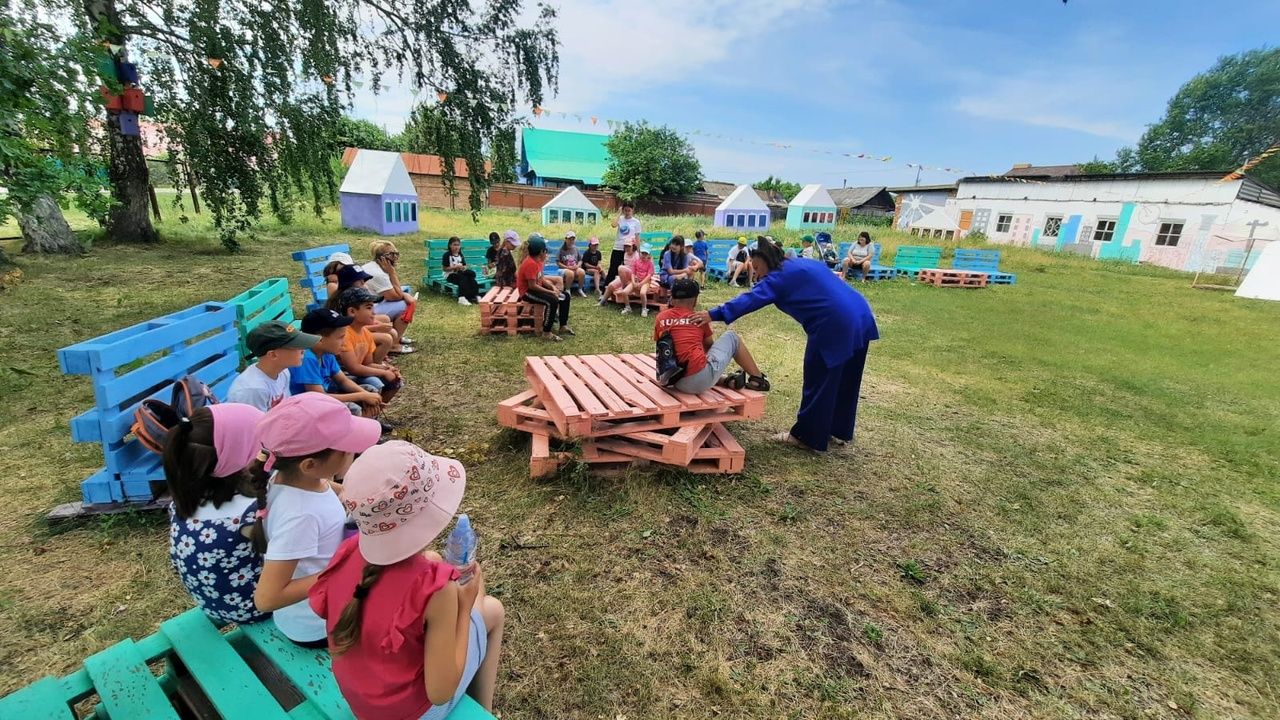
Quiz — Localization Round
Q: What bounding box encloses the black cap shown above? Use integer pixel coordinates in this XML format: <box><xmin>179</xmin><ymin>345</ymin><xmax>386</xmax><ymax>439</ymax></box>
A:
<box><xmin>671</xmin><ymin>278</ymin><xmax>701</xmax><ymax>300</ymax></box>
<box><xmin>301</xmin><ymin>308</ymin><xmax>354</xmax><ymax>334</ymax></box>
<box><xmin>337</xmin><ymin>264</ymin><xmax>373</xmax><ymax>289</ymax></box>
<box><xmin>337</xmin><ymin>286</ymin><xmax>380</xmax><ymax>311</ymax></box>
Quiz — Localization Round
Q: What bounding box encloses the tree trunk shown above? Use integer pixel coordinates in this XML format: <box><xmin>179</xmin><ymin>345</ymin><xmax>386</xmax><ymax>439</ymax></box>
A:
<box><xmin>85</xmin><ymin>0</ymin><xmax>159</xmax><ymax>244</ymax></box>
<box><xmin>19</xmin><ymin>195</ymin><xmax>83</xmax><ymax>254</ymax></box>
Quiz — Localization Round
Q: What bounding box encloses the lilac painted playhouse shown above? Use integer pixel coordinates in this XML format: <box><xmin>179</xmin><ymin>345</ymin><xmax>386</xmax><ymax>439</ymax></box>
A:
<box><xmin>339</xmin><ymin>149</ymin><xmax>420</xmax><ymax>235</ymax></box>
<box><xmin>714</xmin><ymin>184</ymin><xmax>771</xmax><ymax>230</ymax></box>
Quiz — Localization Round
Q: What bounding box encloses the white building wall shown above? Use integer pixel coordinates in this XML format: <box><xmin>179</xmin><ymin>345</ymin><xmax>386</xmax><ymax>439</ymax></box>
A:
<box><xmin>949</xmin><ymin>176</ymin><xmax>1280</xmax><ymax>272</ymax></box>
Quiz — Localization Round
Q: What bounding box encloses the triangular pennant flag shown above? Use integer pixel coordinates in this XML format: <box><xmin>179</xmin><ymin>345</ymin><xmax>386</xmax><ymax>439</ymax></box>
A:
<box><xmin>207</xmin><ymin>58</ymin><xmax>223</xmax><ymax>69</ymax></box>
<box><xmin>437</xmin><ymin>91</ymin><xmax>448</xmax><ymax>103</ymax></box>
<box><xmin>881</xmin><ymin>156</ymin><xmax>892</xmax><ymax>161</ymax></box>
<box><xmin>321</xmin><ymin>75</ymin><xmax>334</xmax><ymax>85</ymax></box>
<box><xmin>533</xmin><ymin>105</ymin><xmax>543</xmax><ymax>116</ymax></box>
<box><xmin>574</xmin><ymin>114</ymin><xmax>582</xmax><ymax>122</ymax></box>
<box><xmin>590</xmin><ymin>116</ymin><xmax>598</xmax><ymax>125</ymax></box>
<box><xmin>856</xmin><ymin>153</ymin><xmax>865</xmax><ymax>158</ymax></box>
<box><xmin>107</xmin><ymin>43</ymin><xmax>123</xmax><ymax>55</ymax></box>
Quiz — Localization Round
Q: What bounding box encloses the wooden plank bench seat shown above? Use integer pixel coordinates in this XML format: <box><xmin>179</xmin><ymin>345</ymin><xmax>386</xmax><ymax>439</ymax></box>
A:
<box><xmin>917</xmin><ymin>268</ymin><xmax>989</xmax><ymax>288</ymax></box>
<box><xmin>952</xmin><ymin>248</ymin><xmax>1016</xmax><ymax>284</ymax></box>
<box><xmin>423</xmin><ymin>238</ymin><xmax>495</xmax><ymax>297</ymax></box>
<box><xmin>0</xmin><ymin>607</ymin><xmax>495</xmax><ymax>719</ymax></box>
<box><xmin>478</xmin><ymin>286</ymin><xmax>545</xmax><ymax>336</ymax></box>
<box><xmin>893</xmin><ymin>245</ymin><xmax>944</xmax><ymax>279</ymax></box>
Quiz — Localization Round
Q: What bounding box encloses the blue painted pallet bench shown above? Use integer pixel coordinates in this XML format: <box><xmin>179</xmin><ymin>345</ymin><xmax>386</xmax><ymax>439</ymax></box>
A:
<box><xmin>423</xmin><ymin>239</ymin><xmax>495</xmax><ymax>297</ymax></box>
<box><xmin>952</xmin><ymin>248</ymin><xmax>1016</xmax><ymax>284</ymax></box>
<box><xmin>290</xmin><ymin>243</ymin><xmax>353</xmax><ymax>312</ymax></box>
<box><xmin>0</xmin><ymin>607</ymin><xmax>495</xmax><ymax>720</ymax></box>
<box><xmin>703</xmin><ymin>239</ymin><xmax>740</xmax><ymax>282</ymax></box>
<box><xmin>836</xmin><ymin>242</ymin><xmax>896</xmax><ymax>281</ymax></box>
<box><xmin>893</xmin><ymin>245</ymin><xmax>944</xmax><ymax>278</ymax></box>
<box><xmin>58</xmin><ymin>302</ymin><xmax>240</xmax><ymax>506</ymax></box>
<box><xmin>541</xmin><ymin>238</ymin><xmax>596</xmax><ymax>292</ymax></box>
<box><xmin>225</xmin><ymin>278</ymin><xmax>295</xmax><ymax>364</ymax></box>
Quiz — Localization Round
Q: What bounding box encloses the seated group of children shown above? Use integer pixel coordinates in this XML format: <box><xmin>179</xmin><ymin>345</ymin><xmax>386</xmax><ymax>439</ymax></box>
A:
<box><xmin>166</xmin><ymin>393</ymin><xmax>504</xmax><ymax>718</ymax></box>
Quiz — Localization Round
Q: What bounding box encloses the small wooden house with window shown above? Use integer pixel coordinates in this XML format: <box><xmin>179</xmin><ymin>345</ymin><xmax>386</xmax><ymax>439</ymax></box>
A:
<box><xmin>542</xmin><ymin>186</ymin><xmax>601</xmax><ymax>225</ymax></box>
<box><xmin>339</xmin><ymin>149</ymin><xmax>420</xmax><ymax>235</ymax></box>
<box><xmin>785</xmin><ymin>184</ymin><xmax>837</xmax><ymax>230</ymax></box>
<box><xmin>714</xmin><ymin>184</ymin><xmax>771</xmax><ymax>230</ymax></box>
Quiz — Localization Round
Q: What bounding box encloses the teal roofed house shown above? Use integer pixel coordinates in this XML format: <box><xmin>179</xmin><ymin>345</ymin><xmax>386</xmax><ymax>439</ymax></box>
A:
<box><xmin>519</xmin><ymin>128</ymin><xmax>611</xmax><ymax>188</ymax></box>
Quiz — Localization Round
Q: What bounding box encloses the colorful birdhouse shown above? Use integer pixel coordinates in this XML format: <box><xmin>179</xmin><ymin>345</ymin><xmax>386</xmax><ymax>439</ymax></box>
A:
<box><xmin>94</xmin><ymin>53</ymin><xmax>118</xmax><ymax>82</ymax></box>
<box><xmin>122</xmin><ymin>88</ymin><xmax>145</xmax><ymax>113</ymax></box>
<box><xmin>118</xmin><ymin>111</ymin><xmax>141</xmax><ymax>137</ymax></box>
<box><xmin>99</xmin><ymin>86</ymin><xmax>123</xmax><ymax>111</ymax></box>
<box><xmin>118</xmin><ymin>62</ymin><xmax>140</xmax><ymax>85</ymax></box>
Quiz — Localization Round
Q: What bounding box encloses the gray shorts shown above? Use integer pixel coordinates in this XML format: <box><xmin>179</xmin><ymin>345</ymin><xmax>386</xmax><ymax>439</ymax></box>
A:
<box><xmin>675</xmin><ymin>331</ymin><xmax>739</xmax><ymax>394</ymax></box>
<box><xmin>420</xmin><ymin>608</ymin><xmax>487</xmax><ymax>719</ymax></box>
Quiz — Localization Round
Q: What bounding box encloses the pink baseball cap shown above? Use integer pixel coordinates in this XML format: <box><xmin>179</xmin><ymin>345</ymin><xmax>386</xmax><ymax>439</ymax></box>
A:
<box><xmin>209</xmin><ymin>403</ymin><xmax>265</xmax><ymax>478</ymax></box>
<box><xmin>340</xmin><ymin>441</ymin><xmax>467</xmax><ymax>565</ymax></box>
<box><xmin>588</xmin><ymin>237</ymin><xmax>599</xmax><ymax>245</ymax></box>
<box><xmin>257</xmin><ymin>393</ymin><xmax>380</xmax><ymax>470</ymax></box>
<box><xmin>503</xmin><ymin>229</ymin><xmax>519</xmax><ymax>247</ymax></box>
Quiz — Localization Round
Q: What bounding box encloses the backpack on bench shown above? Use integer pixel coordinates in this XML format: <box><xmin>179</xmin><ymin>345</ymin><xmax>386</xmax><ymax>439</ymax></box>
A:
<box><xmin>131</xmin><ymin>374</ymin><xmax>219</xmax><ymax>454</ymax></box>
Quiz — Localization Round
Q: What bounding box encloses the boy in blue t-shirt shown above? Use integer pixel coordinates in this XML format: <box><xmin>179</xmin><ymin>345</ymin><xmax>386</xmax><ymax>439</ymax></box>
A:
<box><xmin>291</xmin><ymin>309</ymin><xmax>386</xmax><ymax>422</ymax></box>
<box><xmin>691</xmin><ymin>230</ymin><xmax>709</xmax><ymax>284</ymax></box>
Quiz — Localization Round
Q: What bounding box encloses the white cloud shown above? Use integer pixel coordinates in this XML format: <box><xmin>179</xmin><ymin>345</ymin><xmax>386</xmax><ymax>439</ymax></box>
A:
<box><xmin>954</xmin><ymin>73</ymin><xmax>1142</xmax><ymax>140</ymax></box>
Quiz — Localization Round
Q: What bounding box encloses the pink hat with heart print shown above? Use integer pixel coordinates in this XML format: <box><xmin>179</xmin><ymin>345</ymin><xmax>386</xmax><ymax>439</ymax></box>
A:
<box><xmin>340</xmin><ymin>440</ymin><xmax>467</xmax><ymax>565</ymax></box>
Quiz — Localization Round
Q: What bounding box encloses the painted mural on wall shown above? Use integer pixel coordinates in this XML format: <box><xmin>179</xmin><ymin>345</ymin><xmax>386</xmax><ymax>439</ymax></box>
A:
<box><xmin>896</xmin><ymin>191</ymin><xmax>951</xmax><ymax>230</ymax></box>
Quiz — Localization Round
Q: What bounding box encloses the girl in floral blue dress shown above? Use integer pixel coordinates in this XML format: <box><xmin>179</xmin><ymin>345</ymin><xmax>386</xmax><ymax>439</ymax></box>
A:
<box><xmin>165</xmin><ymin>403</ymin><xmax>270</xmax><ymax>624</ymax></box>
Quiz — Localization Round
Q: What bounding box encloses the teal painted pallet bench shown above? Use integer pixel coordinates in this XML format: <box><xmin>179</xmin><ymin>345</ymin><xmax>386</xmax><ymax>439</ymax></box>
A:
<box><xmin>836</xmin><ymin>242</ymin><xmax>895</xmax><ymax>281</ymax></box>
<box><xmin>952</xmin><ymin>248</ymin><xmax>1016</xmax><ymax>284</ymax></box>
<box><xmin>57</xmin><ymin>302</ymin><xmax>240</xmax><ymax>508</ymax></box>
<box><xmin>423</xmin><ymin>239</ymin><xmax>495</xmax><ymax>297</ymax></box>
<box><xmin>0</xmin><ymin>607</ymin><xmax>495</xmax><ymax>719</ymax></box>
<box><xmin>226</xmin><ymin>278</ymin><xmax>295</xmax><ymax>364</ymax></box>
<box><xmin>893</xmin><ymin>245</ymin><xmax>944</xmax><ymax>278</ymax></box>
<box><xmin>703</xmin><ymin>239</ymin><xmax>740</xmax><ymax>282</ymax></box>
<box><xmin>290</xmin><ymin>243</ymin><xmax>352</xmax><ymax>312</ymax></box>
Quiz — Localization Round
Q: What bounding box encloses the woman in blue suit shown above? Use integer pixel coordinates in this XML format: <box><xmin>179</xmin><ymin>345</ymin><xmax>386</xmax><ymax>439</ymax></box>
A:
<box><xmin>693</xmin><ymin>241</ymin><xmax>878</xmax><ymax>452</ymax></box>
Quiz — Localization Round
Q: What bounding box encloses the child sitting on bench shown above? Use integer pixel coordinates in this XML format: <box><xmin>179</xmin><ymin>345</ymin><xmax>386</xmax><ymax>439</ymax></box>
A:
<box><xmin>581</xmin><ymin>237</ymin><xmax>604</xmax><ymax>296</ymax></box>
<box><xmin>228</xmin><ymin>321</ymin><xmax>319</xmax><ymax>411</ymax></box>
<box><xmin>517</xmin><ymin>237</ymin><xmax>574</xmax><ymax>341</ymax></box>
<box><xmin>165</xmin><ymin>403</ymin><xmax>269</xmax><ymax>624</ymax></box>
<box><xmin>335</xmin><ymin>288</ymin><xmax>402</xmax><ymax>405</ymax></box>
<box><xmin>654</xmin><ymin>278</ymin><xmax>770</xmax><ymax>394</ymax></box>
<box><xmin>290</xmin><ymin>308</ymin><xmax>387</xmax><ymax>426</ymax></box>
<box><xmin>598</xmin><ymin>238</ymin><xmax>637</xmax><ymax>307</ymax></box>
<box><xmin>309</xmin><ymin>441</ymin><xmax>505</xmax><ymax>718</ymax></box>
<box><xmin>495</xmin><ymin>230</ymin><xmax>518</xmax><ymax>288</ymax></box>
<box><xmin>252</xmin><ymin>393</ymin><xmax>382</xmax><ymax>647</ymax></box>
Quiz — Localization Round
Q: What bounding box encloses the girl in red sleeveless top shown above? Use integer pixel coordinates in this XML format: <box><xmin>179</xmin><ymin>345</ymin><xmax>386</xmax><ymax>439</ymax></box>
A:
<box><xmin>309</xmin><ymin>441</ymin><xmax>505</xmax><ymax>720</ymax></box>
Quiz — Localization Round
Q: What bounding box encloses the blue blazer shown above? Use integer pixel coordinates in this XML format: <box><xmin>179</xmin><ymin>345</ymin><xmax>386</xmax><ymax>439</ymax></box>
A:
<box><xmin>709</xmin><ymin>258</ymin><xmax>879</xmax><ymax>367</ymax></box>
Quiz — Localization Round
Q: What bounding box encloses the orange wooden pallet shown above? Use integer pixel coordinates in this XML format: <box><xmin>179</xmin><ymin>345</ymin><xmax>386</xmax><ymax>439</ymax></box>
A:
<box><xmin>610</xmin><ymin>285</ymin><xmax>669</xmax><ymax>311</ymax></box>
<box><xmin>528</xmin><ymin>423</ymin><xmax>745</xmax><ymax>477</ymax></box>
<box><xmin>519</xmin><ymin>353</ymin><xmax>765</xmax><ymax>438</ymax></box>
<box><xmin>479</xmin><ymin>286</ymin><xmax>546</xmax><ymax>335</ymax></box>
<box><xmin>916</xmin><ymin>268</ymin><xmax>989</xmax><ymax>288</ymax></box>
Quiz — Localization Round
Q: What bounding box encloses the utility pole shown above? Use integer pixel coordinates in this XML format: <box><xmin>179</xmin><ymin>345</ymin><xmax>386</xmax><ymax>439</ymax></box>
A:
<box><xmin>914</xmin><ymin>166</ymin><xmax>922</xmax><ymax>187</ymax></box>
<box><xmin>1237</xmin><ymin>219</ymin><xmax>1269</xmax><ymax>284</ymax></box>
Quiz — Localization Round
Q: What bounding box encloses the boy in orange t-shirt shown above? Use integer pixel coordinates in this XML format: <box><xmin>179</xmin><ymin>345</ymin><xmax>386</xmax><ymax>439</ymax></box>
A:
<box><xmin>336</xmin><ymin>287</ymin><xmax>402</xmax><ymax>404</ymax></box>
<box><xmin>653</xmin><ymin>279</ymin><xmax>769</xmax><ymax>394</ymax></box>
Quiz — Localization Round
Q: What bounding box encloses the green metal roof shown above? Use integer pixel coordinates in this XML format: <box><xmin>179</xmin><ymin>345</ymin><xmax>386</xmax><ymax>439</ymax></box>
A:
<box><xmin>521</xmin><ymin>128</ymin><xmax>611</xmax><ymax>185</ymax></box>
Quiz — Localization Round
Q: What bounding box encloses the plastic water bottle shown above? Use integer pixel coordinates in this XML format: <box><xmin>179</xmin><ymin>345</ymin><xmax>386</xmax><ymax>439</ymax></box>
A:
<box><xmin>443</xmin><ymin>514</ymin><xmax>477</xmax><ymax>585</ymax></box>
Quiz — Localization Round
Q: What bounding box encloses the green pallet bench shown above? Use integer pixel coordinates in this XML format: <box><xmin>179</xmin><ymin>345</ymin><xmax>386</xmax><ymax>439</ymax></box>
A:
<box><xmin>226</xmin><ymin>278</ymin><xmax>296</xmax><ymax>365</ymax></box>
<box><xmin>952</xmin><ymin>248</ymin><xmax>1016</xmax><ymax>284</ymax></box>
<box><xmin>0</xmin><ymin>607</ymin><xmax>495</xmax><ymax>719</ymax></box>
<box><xmin>290</xmin><ymin>243</ymin><xmax>353</xmax><ymax>312</ymax></box>
<box><xmin>57</xmin><ymin>302</ymin><xmax>241</xmax><ymax>507</ymax></box>
<box><xmin>836</xmin><ymin>242</ymin><xmax>895</xmax><ymax>281</ymax></box>
<box><xmin>422</xmin><ymin>238</ymin><xmax>495</xmax><ymax>298</ymax></box>
<box><xmin>892</xmin><ymin>245</ymin><xmax>944</xmax><ymax>279</ymax></box>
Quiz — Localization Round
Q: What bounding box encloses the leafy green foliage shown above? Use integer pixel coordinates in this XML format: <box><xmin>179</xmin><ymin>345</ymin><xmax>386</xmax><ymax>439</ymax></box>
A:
<box><xmin>1078</xmin><ymin>156</ymin><xmax>1117</xmax><ymax>175</ymax></box>
<box><xmin>336</xmin><ymin>117</ymin><xmax>400</xmax><ymax>154</ymax></box>
<box><xmin>602</xmin><ymin>122</ymin><xmax>702</xmax><ymax>201</ymax></box>
<box><xmin>489</xmin><ymin>126</ymin><xmax>518</xmax><ymax>184</ymax></box>
<box><xmin>753</xmin><ymin>175</ymin><xmax>802</xmax><ymax>202</ymax></box>
<box><xmin>0</xmin><ymin>10</ymin><xmax>110</xmax><ymax>231</ymax></box>
<box><xmin>1118</xmin><ymin>47</ymin><xmax>1280</xmax><ymax>187</ymax></box>
<box><xmin>40</xmin><ymin>0</ymin><xmax>558</xmax><ymax>250</ymax></box>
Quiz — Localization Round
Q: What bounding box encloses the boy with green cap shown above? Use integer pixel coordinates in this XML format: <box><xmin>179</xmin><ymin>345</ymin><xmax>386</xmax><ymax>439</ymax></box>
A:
<box><xmin>228</xmin><ymin>321</ymin><xmax>320</xmax><ymax>411</ymax></box>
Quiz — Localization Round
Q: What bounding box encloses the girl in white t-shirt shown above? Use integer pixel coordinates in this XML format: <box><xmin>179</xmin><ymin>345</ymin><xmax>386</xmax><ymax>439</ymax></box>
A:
<box><xmin>252</xmin><ymin>393</ymin><xmax>381</xmax><ymax>647</ymax></box>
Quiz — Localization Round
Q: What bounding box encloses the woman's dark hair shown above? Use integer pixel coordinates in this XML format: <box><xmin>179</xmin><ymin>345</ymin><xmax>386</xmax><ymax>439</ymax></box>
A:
<box><xmin>858</xmin><ymin>231</ymin><xmax>872</xmax><ymax>244</ymax></box>
<box><xmin>749</xmin><ymin>239</ymin><xmax>786</xmax><ymax>271</ymax></box>
<box><xmin>330</xmin><ymin>562</ymin><xmax>386</xmax><ymax>654</ymax></box>
<box><xmin>488</xmin><ymin>231</ymin><xmax>500</xmax><ymax>243</ymax></box>
<box><xmin>322</xmin><ymin>260</ymin><xmax>344</xmax><ymax>280</ymax></box>
<box><xmin>244</xmin><ymin>448</ymin><xmax>340</xmax><ymax>553</ymax></box>
<box><xmin>164</xmin><ymin>407</ymin><xmax>245</xmax><ymax>519</ymax></box>
<box><xmin>448</xmin><ymin>235</ymin><xmax>461</xmax><ymax>248</ymax></box>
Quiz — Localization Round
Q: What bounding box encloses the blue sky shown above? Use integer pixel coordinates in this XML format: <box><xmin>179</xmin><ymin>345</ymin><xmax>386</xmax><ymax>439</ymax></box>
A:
<box><xmin>352</xmin><ymin>0</ymin><xmax>1280</xmax><ymax>188</ymax></box>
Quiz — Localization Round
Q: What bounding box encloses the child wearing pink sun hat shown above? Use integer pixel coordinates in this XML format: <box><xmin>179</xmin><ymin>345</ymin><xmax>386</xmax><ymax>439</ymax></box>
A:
<box><xmin>309</xmin><ymin>441</ymin><xmax>506</xmax><ymax>719</ymax></box>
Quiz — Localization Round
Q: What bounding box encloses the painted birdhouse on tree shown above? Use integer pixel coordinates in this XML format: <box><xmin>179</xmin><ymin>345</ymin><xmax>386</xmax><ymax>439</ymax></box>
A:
<box><xmin>339</xmin><ymin>149</ymin><xmax>420</xmax><ymax>235</ymax></box>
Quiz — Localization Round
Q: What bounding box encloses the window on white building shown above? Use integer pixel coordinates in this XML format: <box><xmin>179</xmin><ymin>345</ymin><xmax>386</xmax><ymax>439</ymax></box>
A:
<box><xmin>1093</xmin><ymin>218</ymin><xmax>1117</xmax><ymax>242</ymax></box>
<box><xmin>995</xmin><ymin>214</ymin><xmax>1012</xmax><ymax>233</ymax></box>
<box><xmin>1155</xmin><ymin>221</ymin><xmax>1184</xmax><ymax>246</ymax></box>
<box><xmin>1043</xmin><ymin>216</ymin><xmax>1063</xmax><ymax>237</ymax></box>
<box><xmin>547</xmin><ymin>209</ymin><xmax>559</xmax><ymax>223</ymax></box>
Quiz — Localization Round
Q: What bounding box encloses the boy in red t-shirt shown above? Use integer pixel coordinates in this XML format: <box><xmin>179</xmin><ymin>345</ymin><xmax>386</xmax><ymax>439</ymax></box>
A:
<box><xmin>653</xmin><ymin>278</ymin><xmax>769</xmax><ymax>394</ymax></box>
<box><xmin>518</xmin><ymin>236</ymin><xmax>573</xmax><ymax>341</ymax></box>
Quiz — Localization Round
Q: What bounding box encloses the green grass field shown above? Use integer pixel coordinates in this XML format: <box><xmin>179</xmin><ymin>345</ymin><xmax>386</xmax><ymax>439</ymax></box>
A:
<box><xmin>0</xmin><ymin>207</ymin><xmax>1277</xmax><ymax>719</ymax></box>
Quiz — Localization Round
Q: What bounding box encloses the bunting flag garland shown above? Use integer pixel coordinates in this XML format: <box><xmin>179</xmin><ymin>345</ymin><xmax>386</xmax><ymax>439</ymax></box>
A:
<box><xmin>1218</xmin><ymin>140</ymin><xmax>1280</xmax><ymax>183</ymax></box>
<box><xmin>532</xmin><ymin>105</ymin><xmax>542</xmax><ymax>116</ymax></box>
<box><xmin>590</xmin><ymin>116</ymin><xmax>598</xmax><ymax>125</ymax></box>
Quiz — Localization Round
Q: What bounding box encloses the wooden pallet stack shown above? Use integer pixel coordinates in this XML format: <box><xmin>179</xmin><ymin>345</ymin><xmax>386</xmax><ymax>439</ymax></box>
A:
<box><xmin>917</xmin><ymin>268</ymin><xmax>989</xmax><ymax>288</ymax></box>
<box><xmin>497</xmin><ymin>353</ymin><xmax>766</xmax><ymax>477</ymax></box>
<box><xmin>479</xmin><ymin>286</ymin><xmax>546</xmax><ymax>335</ymax></box>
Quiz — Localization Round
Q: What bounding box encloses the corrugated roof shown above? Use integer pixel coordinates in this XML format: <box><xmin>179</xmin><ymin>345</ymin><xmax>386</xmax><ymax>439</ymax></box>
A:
<box><xmin>700</xmin><ymin>180</ymin><xmax>737</xmax><ymax>198</ymax></box>
<box><xmin>341</xmin><ymin>147</ymin><xmax>488</xmax><ymax>178</ymax></box>
<box><xmin>887</xmin><ymin>183</ymin><xmax>957</xmax><ymax>193</ymax></box>
<box><xmin>1004</xmin><ymin>163</ymin><xmax>1082</xmax><ymax>177</ymax></box>
<box><xmin>827</xmin><ymin>186</ymin><xmax>890</xmax><ymax>208</ymax></box>
<box><xmin>960</xmin><ymin>170</ymin><xmax>1280</xmax><ymax>211</ymax></box>
<box><xmin>521</xmin><ymin>128</ymin><xmax>611</xmax><ymax>185</ymax></box>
